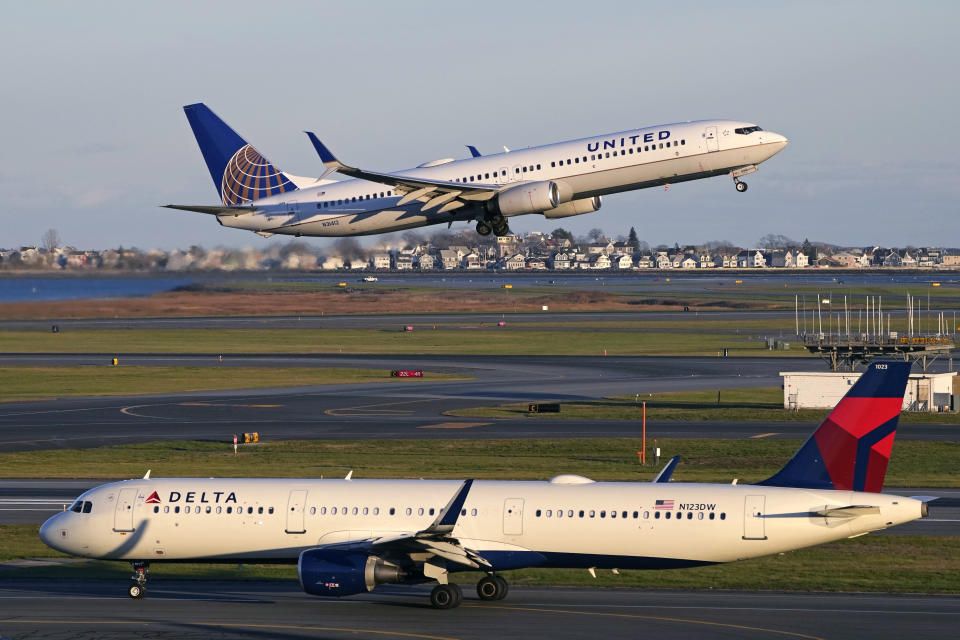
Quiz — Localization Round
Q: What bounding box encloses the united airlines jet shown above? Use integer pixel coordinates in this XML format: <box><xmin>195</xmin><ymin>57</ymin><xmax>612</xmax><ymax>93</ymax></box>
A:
<box><xmin>40</xmin><ymin>362</ymin><xmax>928</xmax><ymax>609</ymax></box>
<box><xmin>166</xmin><ymin>104</ymin><xmax>788</xmax><ymax>238</ymax></box>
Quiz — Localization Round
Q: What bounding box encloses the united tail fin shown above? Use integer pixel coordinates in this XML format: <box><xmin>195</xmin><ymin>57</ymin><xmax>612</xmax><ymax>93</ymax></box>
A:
<box><xmin>757</xmin><ymin>361</ymin><xmax>911</xmax><ymax>492</ymax></box>
<box><xmin>183</xmin><ymin>103</ymin><xmax>297</xmax><ymax>206</ymax></box>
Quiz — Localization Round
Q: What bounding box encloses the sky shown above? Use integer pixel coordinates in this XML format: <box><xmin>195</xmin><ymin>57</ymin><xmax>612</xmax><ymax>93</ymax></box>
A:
<box><xmin>2</xmin><ymin>1</ymin><xmax>957</xmax><ymax>252</ymax></box>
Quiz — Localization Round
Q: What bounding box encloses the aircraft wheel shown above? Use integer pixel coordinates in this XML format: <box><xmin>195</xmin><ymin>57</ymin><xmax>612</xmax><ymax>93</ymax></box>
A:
<box><xmin>494</xmin><ymin>575</ymin><xmax>509</xmax><ymax>600</ymax></box>
<box><xmin>128</xmin><ymin>583</ymin><xmax>146</xmax><ymax>599</ymax></box>
<box><xmin>476</xmin><ymin>221</ymin><xmax>492</xmax><ymax>236</ymax></box>
<box><xmin>430</xmin><ymin>583</ymin><xmax>462</xmax><ymax>609</ymax></box>
<box><xmin>477</xmin><ymin>576</ymin><xmax>499</xmax><ymax>600</ymax></box>
<box><xmin>735</xmin><ymin>181</ymin><xmax>748</xmax><ymax>192</ymax></box>
<box><xmin>493</xmin><ymin>223</ymin><xmax>510</xmax><ymax>237</ymax></box>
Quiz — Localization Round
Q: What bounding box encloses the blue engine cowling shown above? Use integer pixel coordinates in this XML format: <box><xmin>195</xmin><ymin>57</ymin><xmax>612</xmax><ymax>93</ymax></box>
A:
<box><xmin>298</xmin><ymin>548</ymin><xmax>404</xmax><ymax>597</ymax></box>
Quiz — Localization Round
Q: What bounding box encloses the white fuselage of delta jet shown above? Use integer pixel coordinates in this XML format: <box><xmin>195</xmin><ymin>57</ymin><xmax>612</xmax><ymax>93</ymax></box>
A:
<box><xmin>216</xmin><ymin>120</ymin><xmax>787</xmax><ymax>237</ymax></box>
<box><xmin>41</xmin><ymin>477</ymin><xmax>921</xmax><ymax>569</ymax></box>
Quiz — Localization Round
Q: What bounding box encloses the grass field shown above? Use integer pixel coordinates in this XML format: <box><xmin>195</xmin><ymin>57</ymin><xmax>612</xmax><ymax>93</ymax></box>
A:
<box><xmin>2</xmin><ymin>529</ymin><xmax>956</xmax><ymax>594</ymax></box>
<box><xmin>1</xmin><ymin>438</ymin><xmax>956</xmax><ymax>486</ymax></box>
<box><xmin>0</xmin><ymin>366</ymin><xmax>462</xmax><ymax>402</ymax></box>
<box><xmin>0</xmin><ymin>328</ymin><xmax>799</xmax><ymax>356</ymax></box>
<box><xmin>449</xmin><ymin>386</ymin><xmax>960</xmax><ymax>425</ymax></box>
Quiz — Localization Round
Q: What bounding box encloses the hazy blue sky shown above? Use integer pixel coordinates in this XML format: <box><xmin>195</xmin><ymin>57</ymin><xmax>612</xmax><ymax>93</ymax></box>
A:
<box><xmin>3</xmin><ymin>1</ymin><xmax>957</xmax><ymax>251</ymax></box>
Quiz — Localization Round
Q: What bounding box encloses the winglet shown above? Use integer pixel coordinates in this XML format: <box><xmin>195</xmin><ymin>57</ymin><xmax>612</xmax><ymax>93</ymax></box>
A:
<box><xmin>425</xmin><ymin>479</ymin><xmax>473</xmax><ymax>534</ymax></box>
<box><xmin>143</xmin><ymin>469</ymin><xmax>151</xmax><ymax>480</ymax></box>
<box><xmin>305</xmin><ymin>132</ymin><xmax>340</xmax><ymax>166</ymax></box>
<box><xmin>466</xmin><ymin>145</ymin><xmax>481</xmax><ymax>158</ymax></box>
<box><xmin>652</xmin><ymin>456</ymin><xmax>680</xmax><ymax>483</ymax></box>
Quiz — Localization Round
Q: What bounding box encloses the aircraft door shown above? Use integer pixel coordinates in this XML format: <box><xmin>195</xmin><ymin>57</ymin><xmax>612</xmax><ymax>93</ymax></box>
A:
<box><xmin>113</xmin><ymin>488</ymin><xmax>138</xmax><ymax>532</ymax></box>
<box><xmin>503</xmin><ymin>498</ymin><xmax>524</xmax><ymax>535</ymax></box>
<box><xmin>742</xmin><ymin>495</ymin><xmax>767</xmax><ymax>540</ymax></box>
<box><xmin>704</xmin><ymin>126</ymin><xmax>719</xmax><ymax>152</ymax></box>
<box><xmin>285</xmin><ymin>489</ymin><xmax>308</xmax><ymax>534</ymax></box>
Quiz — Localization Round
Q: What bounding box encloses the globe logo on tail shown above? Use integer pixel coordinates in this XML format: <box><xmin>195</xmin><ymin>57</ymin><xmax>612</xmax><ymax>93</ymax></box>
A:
<box><xmin>221</xmin><ymin>144</ymin><xmax>295</xmax><ymax>205</ymax></box>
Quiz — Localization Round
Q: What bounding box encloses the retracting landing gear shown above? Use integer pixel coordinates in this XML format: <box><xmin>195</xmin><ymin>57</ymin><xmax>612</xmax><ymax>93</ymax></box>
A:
<box><xmin>430</xmin><ymin>583</ymin><xmax>463</xmax><ymax>609</ymax></box>
<box><xmin>476</xmin><ymin>574</ymin><xmax>509</xmax><ymax>601</ymax></box>
<box><xmin>735</xmin><ymin>180</ymin><xmax>748</xmax><ymax>192</ymax></box>
<box><xmin>477</xmin><ymin>213</ymin><xmax>509</xmax><ymax>237</ymax></box>
<box><xmin>128</xmin><ymin>561</ymin><xmax>149</xmax><ymax>599</ymax></box>
<box><xmin>731</xmin><ymin>164</ymin><xmax>756</xmax><ymax>193</ymax></box>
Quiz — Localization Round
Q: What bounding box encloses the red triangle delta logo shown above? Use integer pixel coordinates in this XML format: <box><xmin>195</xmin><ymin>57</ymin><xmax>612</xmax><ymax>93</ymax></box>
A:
<box><xmin>145</xmin><ymin>491</ymin><xmax>161</xmax><ymax>504</ymax></box>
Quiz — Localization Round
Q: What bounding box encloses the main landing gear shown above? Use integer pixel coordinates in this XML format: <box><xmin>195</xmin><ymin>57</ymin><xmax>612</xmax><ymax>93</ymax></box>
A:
<box><xmin>429</xmin><ymin>575</ymin><xmax>510</xmax><ymax>609</ymax></box>
<box><xmin>476</xmin><ymin>574</ymin><xmax>508</xmax><ymax>601</ymax></box>
<box><xmin>430</xmin><ymin>583</ymin><xmax>462</xmax><ymax>609</ymax></box>
<box><xmin>128</xmin><ymin>561</ymin><xmax>149</xmax><ymax>599</ymax></box>
<box><xmin>735</xmin><ymin>179</ymin><xmax>748</xmax><ymax>192</ymax></box>
<box><xmin>476</xmin><ymin>214</ymin><xmax>510</xmax><ymax>237</ymax></box>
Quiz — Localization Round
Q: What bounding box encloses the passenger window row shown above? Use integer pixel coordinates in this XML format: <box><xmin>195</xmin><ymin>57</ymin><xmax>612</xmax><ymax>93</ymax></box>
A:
<box><xmin>317</xmin><ymin>191</ymin><xmax>394</xmax><ymax>209</ymax></box>
<box><xmin>153</xmin><ymin>505</ymin><xmax>274</xmax><ymax>515</ymax></box>
<box><xmin>534</xmin><ymin>508</ymin><xmax>725</xmax><ymax>521</ymax></box>
<box><xmin>551</xmin><ymin>140</ymin><xmax>686</xmax><ymax>168</ymax></box>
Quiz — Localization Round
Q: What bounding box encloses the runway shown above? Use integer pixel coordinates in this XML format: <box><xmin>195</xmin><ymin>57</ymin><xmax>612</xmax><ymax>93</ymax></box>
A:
<box><xmin>0</xmin><ymin>355</ymin><xmax>956</xmax><ymax>454</ymax></box>
<box><xmin>1</xmin><ymin>580</ymin><xmax>957</xmax><ymax>639</ymax></box>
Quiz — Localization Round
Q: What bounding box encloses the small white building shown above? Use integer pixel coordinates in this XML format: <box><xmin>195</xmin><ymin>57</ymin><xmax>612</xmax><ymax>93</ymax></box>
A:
<box><xmin>781</xmin><ymin>370</ymin><xmax>957</xmax><ymax>412</ymax></box>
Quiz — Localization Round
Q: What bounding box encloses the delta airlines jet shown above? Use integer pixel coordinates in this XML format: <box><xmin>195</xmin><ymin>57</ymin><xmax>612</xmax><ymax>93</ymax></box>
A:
<box><xmin>165</xmin><ymin>104</ymin><xmax>787</xmax><ymax>238</ymax></box>
<box><xmin>40</xmin><ymin>362</ymin><xmax>928</xmax><ymax>609</ymax></box>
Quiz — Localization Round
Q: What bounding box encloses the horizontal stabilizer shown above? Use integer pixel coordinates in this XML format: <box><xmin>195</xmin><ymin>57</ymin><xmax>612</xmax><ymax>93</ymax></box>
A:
<box><xmin>814</xmin><ymin>505</ymin><xmax>881</xmax><ymax>518</ymax></box>
<box><xmin>652</xmin><ymin>456</ymin><xmax>681</xmax><ymax>483</ymax></box>
<box><xmin>163</xmin><ymin>204</ymin><xmax>257</xmax><ymax>216</ymax></box>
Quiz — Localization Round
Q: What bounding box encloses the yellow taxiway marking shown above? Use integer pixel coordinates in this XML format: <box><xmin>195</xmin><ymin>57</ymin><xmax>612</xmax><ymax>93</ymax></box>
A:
<box><xmin>471</xmin><ymin>605</ymin><xmax>824</xmax><ymax>640</ymax></box>
<box><xmin>2</xmin><ymin>621</ymin><xmax>457</xmax><ymax>640</ymax></box>
<box><xmin>179</xmin><ymin>402</ymin><xmax>282</xmax><ymax>408</ymax></box>
<box><xmin>750</xmin><ymin>432</ymin><xmax>780</xmax><ymax>439</ymax></box>
<box><xmin>418</xmin><ymin>422</ymin><xmax>490</xmax><ymax>430</ymax></box>
<box><xmin>325</xmin><ymin>398</ymin><xmax>429</xmax><ymax>417</ymax></box>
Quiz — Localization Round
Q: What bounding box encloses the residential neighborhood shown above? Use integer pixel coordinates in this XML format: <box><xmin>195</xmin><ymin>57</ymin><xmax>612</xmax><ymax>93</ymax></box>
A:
<box><xmin>2</xmin><ymin>229</ymin><xmax>959</xmax><ymax>272</ymax></box>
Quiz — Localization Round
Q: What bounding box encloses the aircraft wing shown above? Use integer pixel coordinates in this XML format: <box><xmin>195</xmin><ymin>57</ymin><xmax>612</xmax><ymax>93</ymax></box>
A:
<box><xmin>162</xmin><ymin>204</ymin><xmax>259</xmax><ymax>215</ymax></box>
<box><xmin>305</xmin><ymin>133</ymin><xmax>499</xmax><ymax>214</ymax></box>
<box><xmin>310</xmin><ymin>480</ymin><xmax>491</xmax><ymax>569</ymax></box>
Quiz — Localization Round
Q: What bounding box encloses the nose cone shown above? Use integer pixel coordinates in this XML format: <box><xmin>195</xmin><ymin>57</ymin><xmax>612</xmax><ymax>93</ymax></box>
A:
<box><xmin>39</xmin><ymin>513</ymin><xmax>68</xmax><ymax>553</ymax></box>
<box><xmin>763</xmin><ymin>131</ymin><xmax>788</xmax><ymax>157</ymax></box>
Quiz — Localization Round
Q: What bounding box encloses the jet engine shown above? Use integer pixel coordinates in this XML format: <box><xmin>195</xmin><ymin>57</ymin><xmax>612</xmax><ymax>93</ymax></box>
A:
<box><xmin>298</xmin><ymin>549</ymin><xmax>405</xmax><ymax>597</ymax></box>
<box><xmin>542</xmin><ymin>196</ymin><xmax>602</xmax><ymax>219</ymax></box>
<box><xmin>488</xmin><ymin>181</ymin><xmax>562</xmax><ymax>217</ymax></box>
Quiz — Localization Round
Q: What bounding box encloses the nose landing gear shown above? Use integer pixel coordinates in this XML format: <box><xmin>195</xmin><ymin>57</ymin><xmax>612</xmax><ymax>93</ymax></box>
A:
<box><xmin>735</xmin><ymin>180</ymin><xmax>748</xmax><ymax>192</ymax></box>
<box><xmin>128</xmin><ymin>561</ymin><xmax>149</xmax><ymax>599</ymax></box>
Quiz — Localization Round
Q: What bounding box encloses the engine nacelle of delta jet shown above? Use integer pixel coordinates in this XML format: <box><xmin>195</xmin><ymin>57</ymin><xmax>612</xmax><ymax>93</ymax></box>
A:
<box><xmin>489</xmin><ymin>180</ymin><xmax>562</xmax><ymax>217</ymax></box>
<box><xmin>542</xmin><ymin>196</ymin><xmax>602</xmax><ymax>219</ymax></box>
<box><xmin>298</xmin><ymin>548</ymin><xmax>405</xmax><ymax>597</ymax></box>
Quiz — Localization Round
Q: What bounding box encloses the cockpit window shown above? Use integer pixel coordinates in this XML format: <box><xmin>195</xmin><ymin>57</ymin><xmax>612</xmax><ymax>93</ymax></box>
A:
<box><xmin>82</xmin><ymin>501</ymin><xmax>93</xmax><ymax>513</ymax></box>
<box><xmin>69</xmin><ymin>500</ymin><xmax>93</xmax><ymax>513</ymax></box>
<box><xmin>735</xmin><ymin>126</ymin><xmax>763</xmax><ymax>134</ymax></box>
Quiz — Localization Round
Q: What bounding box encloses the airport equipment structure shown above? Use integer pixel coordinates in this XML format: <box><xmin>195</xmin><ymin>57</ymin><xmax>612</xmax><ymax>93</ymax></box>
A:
<box><xmin>795</xmin><ymin>293</ymin><xmax>956</xmax><ymax>372</ymax></box>
<box><xmin>781</xmin><ymin>370</ymin><xmax>958</xmax><ymax>413</ymax></box>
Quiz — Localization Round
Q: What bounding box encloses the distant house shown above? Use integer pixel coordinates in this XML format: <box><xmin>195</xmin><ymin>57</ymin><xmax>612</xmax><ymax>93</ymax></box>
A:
<box><xmin>464</xmin><ymin>252</ymin><xmax>482</xmax><ymax>269</ymax></box>
<box><xmin>737</xmin><ymin>250</ymin><xmax>766</xmax><ymax>268</ymax></box>
<box><xmin>372</xmin><ymin>253</ymin><xmax>391</xmax><ymax>270</ymax></box>
<box><xmin>395</xmin><ymin>254</ymin><xmax>414</xmax><ymax>270</ymax></box>
<box><xmin>680</xmin><ymin>255</ymin><xmax>698</xmax><ymax>269</ymax></box>
<box><xmin>505</xmin><ymin>253</ymin><xmax>526</xmax><ymax>270</ymax></box>
<box><xmin>795</xmin><ymin>251</ymin><xmax>809</xmax><ymax>268</ymax></box>
<box><xmin>551</xmin><ymin>251</ymin><xmax>572</xmax><ymax>270</ymax></box>
<box><xmin>591</xmin><ymin>254</ymin><xmax>611</xmax><ymax>269</ymax></box>
<box><xmin>611</xmin><ymin>253</ymin><xmax>633</xmax><ymax>269</ymax></box>
<box><xmin>655</xmin><ymin>254</ymin><xmax>673</xmax><ymax>269</ymax></box>
<box><xmin>417</xmin><ymin>253</ymin><xmax>436</xmax><ymax>270</ymax></box>
<box><xmin>635</xmin><ymin>254</ymin><xmax>654</xmax><ymax>268</ymax></box>
<box><xmin>527</xmin><ymin>257</ymin><xmax>547</xmax><ymax>270</ymax></box>
<box><xmin>439</xmin><ymin>250</ymin><xmax>460</xmax><ymax>270</ymax></box>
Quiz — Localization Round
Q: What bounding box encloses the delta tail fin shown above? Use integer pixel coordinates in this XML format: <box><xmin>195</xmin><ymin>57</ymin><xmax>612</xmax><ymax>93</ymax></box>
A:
<box><xmin>757</xmin><ymin>361</ymin><xmax>911</xmax><ymax>492</ymax></box>
<box><xmin>183</xmin><ymin>103</ymin><xmax>297</xmax><ymax>206</ymax></box>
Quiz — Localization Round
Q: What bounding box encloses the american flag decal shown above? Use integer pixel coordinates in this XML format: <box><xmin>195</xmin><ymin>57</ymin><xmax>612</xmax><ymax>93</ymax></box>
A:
<box><xmin>655</xmin><ymin>499</ymin><xmax>675</xmax><ymax>510</ymax></box>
